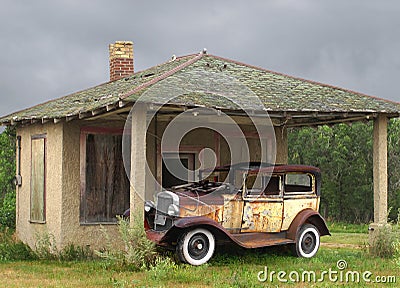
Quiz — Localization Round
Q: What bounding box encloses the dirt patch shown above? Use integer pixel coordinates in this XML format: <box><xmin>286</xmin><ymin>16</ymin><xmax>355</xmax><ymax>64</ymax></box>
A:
<box><xmin>321</xmin><ymin>242</ymin><xmax>364</xmax><ymax>249</ymax></box>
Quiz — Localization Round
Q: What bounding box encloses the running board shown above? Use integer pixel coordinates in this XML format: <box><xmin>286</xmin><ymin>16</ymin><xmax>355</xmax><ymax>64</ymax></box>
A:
<box><xmin>229</xmin><ymin>232</ymin><xmax>295</xmax><ymax>248</ymax></box>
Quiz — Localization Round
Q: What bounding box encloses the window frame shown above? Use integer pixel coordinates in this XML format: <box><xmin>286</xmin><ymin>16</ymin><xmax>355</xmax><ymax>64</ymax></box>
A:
<box><xmin>243</xmin><ymin>173</ymin><xmax>283</xmax><ymax>199</ymax></box>
<box><xmin>161</xmin><ymin>152</ymin><xmax>195</xmax><ymax>188</ymax></box>
<box><xmin>283</xmin><ymin>172</ymin><xmax>315</xmax><ymax>196</ymax></box>
<box><xmin>79</xmin><ymin>126</ymin><xmax>128</xmax><ymax>225</ymax></box>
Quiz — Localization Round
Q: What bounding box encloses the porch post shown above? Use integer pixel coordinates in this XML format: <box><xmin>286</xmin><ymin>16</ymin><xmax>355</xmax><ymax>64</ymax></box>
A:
<box><xmin>275</xmin><ymin>126</ymin><xmax>288</xmax><ymax>164</ymax></box>
<box><xmin>130</xmin><ymin>103</ymin><xmax>147</xmax><ymax>221</ymax></box>
<box><xmin>370</xmin><ymin>114</ymin><xmax>388</xmax><ymax>235</ymax></box>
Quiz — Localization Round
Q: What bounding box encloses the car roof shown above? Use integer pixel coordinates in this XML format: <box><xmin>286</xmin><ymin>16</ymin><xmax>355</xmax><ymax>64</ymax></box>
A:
<box><xmin>200</xmin><ymin>162</ymin><xmax>274</xmax><ymax>172</ymax></box>
<box><xmin>200</xmin><ymin>162</ymin><xmax>320</xmax><ymax>176</ymax></box>
<box><xmin>247</xmin><ymin>164</ymin><xmax>321</xmax><ymax>175</ymax></box>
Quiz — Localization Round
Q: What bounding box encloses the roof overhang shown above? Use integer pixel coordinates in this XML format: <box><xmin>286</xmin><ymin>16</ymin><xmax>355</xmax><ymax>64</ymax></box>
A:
<box><xmin>1</xmin><ymin>52</ymin><xmax>400</xmax><ymax>127</ymax></box>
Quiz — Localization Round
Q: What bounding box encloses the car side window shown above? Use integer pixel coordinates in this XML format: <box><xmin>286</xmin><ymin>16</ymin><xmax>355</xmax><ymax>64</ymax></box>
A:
<box><xmin>245</xmin><ymin>174</ymin><xmax>282</xmax><ymax>197</ymax></box>
<box><xmin>262</xmin><ymin>175</ymin><xmax>281</xmax><ymax>196</ymax></box>
<box><xmin>284</xmin><ymin>173</ymin><xmax>313</xmax><ymax>195</ymax></box>
<box><xmin>245</xmin><ymin>174</ymin><xmax>262</xmax><ymax>196</ymax></box>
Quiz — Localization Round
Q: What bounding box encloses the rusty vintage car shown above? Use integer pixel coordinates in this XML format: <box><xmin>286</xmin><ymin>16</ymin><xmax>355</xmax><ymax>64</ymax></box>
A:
<box><xmin>144</xmin><ymin>164</ymin><xmax>330</xmax><ymax>265</ymax></box>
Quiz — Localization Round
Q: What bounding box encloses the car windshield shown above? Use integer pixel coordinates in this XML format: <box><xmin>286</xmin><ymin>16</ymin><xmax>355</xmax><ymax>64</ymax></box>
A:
<box><xmin>199</xmin><ymin>162</ymin><xmax>272</xmax><ymax>187</ymax></box>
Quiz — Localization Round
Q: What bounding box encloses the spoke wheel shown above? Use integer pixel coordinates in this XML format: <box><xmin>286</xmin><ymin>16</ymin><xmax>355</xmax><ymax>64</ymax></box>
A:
<box><xmin>177</xmin><ymin>228</ymin><xmax>215</xmax><ymax>265</ymax></box>
<box><xmin>292</xmin><ymin>223</ymin><xmax>320</xmax><ymax>258</ymax></box>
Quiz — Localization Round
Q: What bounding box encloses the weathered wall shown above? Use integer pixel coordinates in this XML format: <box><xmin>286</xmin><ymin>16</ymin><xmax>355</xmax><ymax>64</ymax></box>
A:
<box><xmin>60</xmin><ymin>119</ymin><xmax>126</xmax><ymax>249</ymax></box>
<box><xmin>16</xmin><ymin>122</ymin><xmax>63</xmax><ymax>248</ymax></box>
<box><xmin>219</xmin><ymin>124</ymin><xmax>280</xmax><ymax>166</ymax></box>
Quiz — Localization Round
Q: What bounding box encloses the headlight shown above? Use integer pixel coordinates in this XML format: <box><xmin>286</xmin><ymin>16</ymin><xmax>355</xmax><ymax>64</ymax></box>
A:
<box><xmin>144</xmin><ymin>201</ymin><xmax>155</xmax><ymax>212</ymax></box>
<box><xmin>167</xmin><ymin>204</ymin><xmax>179</xmax><ymax>216</ymax></box>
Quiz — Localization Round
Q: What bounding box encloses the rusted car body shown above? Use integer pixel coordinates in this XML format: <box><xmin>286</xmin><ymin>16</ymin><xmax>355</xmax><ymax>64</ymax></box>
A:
<box><xmin>144</xmin><ymin>164</ymin><xmax>330</xmax><ymax>265</ymax></box>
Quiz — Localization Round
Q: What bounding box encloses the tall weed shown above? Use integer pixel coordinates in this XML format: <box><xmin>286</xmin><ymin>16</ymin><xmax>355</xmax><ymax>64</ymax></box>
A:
<box><xmin>369</xmin><ymin>209</ymin><xmax>400</xmax><ymax>259</ymax></box>
<box><xmin>34</xmin><ymin>232</ymin><xmax>58</xmax><ymax>260</ymax></box>
<box><xmin>59</xmin><ymin>244</ymin><xmax>94</xmax><ymax>261</ymax></box>
<box><xmin>34</xmin><ymin>232</ymin><xmax>94</xmax><ymax>261</ymax></box>
<box><xmin>96</xmin><ymin>213</ymin><xmax>157</xmax><ymax>271</ymax></box>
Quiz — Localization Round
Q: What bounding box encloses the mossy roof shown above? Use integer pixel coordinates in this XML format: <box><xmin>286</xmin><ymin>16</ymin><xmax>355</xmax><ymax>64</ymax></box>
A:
<box><xmin>1</xmin><ymin>52</ymin><xmax>399</xmax><ymax>125</ymax></box>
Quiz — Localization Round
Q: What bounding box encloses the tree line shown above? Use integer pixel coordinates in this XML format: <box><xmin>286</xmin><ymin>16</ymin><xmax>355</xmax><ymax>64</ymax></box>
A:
<box><xmin>288</xmin><ymin>119</ymin><xmax>400</xmax><ymax>223</ymax></box>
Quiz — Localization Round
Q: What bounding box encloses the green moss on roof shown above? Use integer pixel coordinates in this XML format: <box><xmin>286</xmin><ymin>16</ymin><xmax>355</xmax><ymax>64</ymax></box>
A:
<box><xmin>1</xmin><ymin>53</ymin><xmax>399</xmax><ymax>125</ymax></box>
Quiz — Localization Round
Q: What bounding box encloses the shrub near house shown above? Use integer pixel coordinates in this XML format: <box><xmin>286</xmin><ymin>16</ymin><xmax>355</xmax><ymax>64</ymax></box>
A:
<box><xmin>0</xmin><ymin>127</ymin><xmax>16</xmax><ymax>229</ymax></box>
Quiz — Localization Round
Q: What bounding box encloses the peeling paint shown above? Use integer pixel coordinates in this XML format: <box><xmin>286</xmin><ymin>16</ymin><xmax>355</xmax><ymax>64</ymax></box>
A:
<box><xmin>241</xmin><ymin>201</ymin><xmax>283</xmax><ymax>232</ymax></box>
<box><xmin>281</xmin><ymin>198</ymin><xmax>318</xmax><ymax>230</ymax></box>
<box><xmin>222</xmin><ymin>195</ymin><xmax>244</xmax><ymax>233</ymax></box>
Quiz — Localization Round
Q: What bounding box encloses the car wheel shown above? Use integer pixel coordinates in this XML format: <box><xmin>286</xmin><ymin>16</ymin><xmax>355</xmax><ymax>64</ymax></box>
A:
<box><xmin>177</xmin><ymin>228</ymin><xmax>215</xmax><ymax>265</ymax></box>
<box><xmin>292</xmin><ymin>223</ymin><xmax>320</xmax><ymax>258</ymax></box>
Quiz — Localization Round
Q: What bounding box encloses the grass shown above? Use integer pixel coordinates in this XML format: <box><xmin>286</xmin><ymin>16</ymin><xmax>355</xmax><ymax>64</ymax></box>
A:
<box><xmin>0</xmin><ymin>236</ymin><xmax>398</xmax><ymax>287</ymax></box>
<box><xmin>321</xmin><ymin>232</ymin><xmax>368</xmax><ymax>247</ymax></box>
<box><xmin>326</xmin><ymin>221</ymin><xmax>369</xmax><ymax>234</ymax></box>
<box><xmin>0</xmin><ymin>223</ymin><xmax>397</xmax><ymax>287</ymax></box>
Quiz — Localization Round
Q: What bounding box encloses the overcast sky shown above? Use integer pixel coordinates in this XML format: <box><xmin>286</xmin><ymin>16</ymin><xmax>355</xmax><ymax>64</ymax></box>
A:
<box><xmin>1</xmin><ymin>0</ymin><xmax>400</xmax><ymax>128</ymax></box>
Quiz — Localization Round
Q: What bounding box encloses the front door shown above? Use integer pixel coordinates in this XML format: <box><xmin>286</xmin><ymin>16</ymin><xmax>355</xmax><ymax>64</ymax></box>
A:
<box><xmin>241</xmin><ymin>174</ymin><xmax>283</xmax><ymax>233</ymax></box>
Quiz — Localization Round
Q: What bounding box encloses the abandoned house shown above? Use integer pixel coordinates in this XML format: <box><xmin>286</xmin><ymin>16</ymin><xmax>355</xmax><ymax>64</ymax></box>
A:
<box><xmin>0</xmin><ymin>41</ymin><xmax>399</xmax><ymax>249</ymax></box>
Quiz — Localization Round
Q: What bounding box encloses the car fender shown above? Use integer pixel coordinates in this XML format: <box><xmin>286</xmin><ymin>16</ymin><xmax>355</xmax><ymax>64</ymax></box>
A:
<box><xmin>159</xmin><ymin>216</ymin><xmax>237</xmax><ymax>247</ymax></box>
<box><xmin>286</xmin><ymin>209</ymin><xmax>330</xmax><ymax>240</ymax></box>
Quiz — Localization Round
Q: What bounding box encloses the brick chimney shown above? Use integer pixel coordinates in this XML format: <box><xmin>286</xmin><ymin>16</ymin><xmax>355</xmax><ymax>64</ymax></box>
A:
<box><xmin>109</xmin><ymin>41</ymin><xmax>134</xmax><ymax>81</ymax></box>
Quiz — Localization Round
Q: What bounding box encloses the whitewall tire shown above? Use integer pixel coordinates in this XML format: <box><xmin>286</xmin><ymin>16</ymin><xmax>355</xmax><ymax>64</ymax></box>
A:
<box><xmin>293</xmin><ymin>224</ymin><xmax>320</xmax><ymax>258</ymax></box>
<box><xmin>177</xmin><ymin>228</ymin><xmax>215</xmax><ymax>265</ymax></box>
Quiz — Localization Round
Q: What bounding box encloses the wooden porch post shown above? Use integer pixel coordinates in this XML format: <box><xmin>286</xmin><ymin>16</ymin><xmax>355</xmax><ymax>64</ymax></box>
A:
<box><xmin>370</xmin><ymin>114</ymin><xmax>388</xmax><ymax>236</ymax></box>
<box><xmin>130</xmin><ymin>104</ymin><xmax>147</xmax><ymax>221</ymax></box>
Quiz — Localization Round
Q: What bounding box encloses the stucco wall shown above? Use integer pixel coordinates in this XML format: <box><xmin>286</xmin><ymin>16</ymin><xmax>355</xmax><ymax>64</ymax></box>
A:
<box><xmin>16</xmin><ymin>122</ymin><xmax>63</xmax><ymax>249</ymax></box>
<box><xmin>60</xmin><ymin>119</ymin><xmax>126</xmax><ymax>249</ymax></box>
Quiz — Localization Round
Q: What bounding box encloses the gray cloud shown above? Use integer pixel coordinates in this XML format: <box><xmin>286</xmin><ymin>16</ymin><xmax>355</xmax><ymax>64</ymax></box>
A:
<box><xmin>1</xmin><ymin>0</ymin><xmax>399</xmax><ymax>122</ymax></box>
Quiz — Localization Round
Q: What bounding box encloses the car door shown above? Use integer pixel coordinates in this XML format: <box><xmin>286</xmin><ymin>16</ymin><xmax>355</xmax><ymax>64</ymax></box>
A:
<box><xmin>240</xmin><ymin>173</ymin><xmax>283</xmax><ymax>233</ymax></box>
<box><xmin>281</xmin><ymin>172</ymin><xmax>319</xmax><ymax>231</ymax></box>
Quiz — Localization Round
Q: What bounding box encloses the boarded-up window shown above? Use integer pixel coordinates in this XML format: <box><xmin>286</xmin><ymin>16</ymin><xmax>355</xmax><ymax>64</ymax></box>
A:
<box><xmin>80</xmin><ymin>129</ymin><xmax>130</xmax><ymax>223</ymax></box>
<box><xmin>30</xmin><ymin>135</ymin><xmax>46</xmax><ymax>222</ymax></box>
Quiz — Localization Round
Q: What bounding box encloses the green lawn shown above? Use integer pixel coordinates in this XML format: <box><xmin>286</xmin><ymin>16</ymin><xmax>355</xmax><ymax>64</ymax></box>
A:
<box><xmin>0</xmin><ymin>233</ymin><xmax>398</xmax><ymax>287</ymax></box>
<box><xmin>326</xmin><ymin>221</ymin><xmax>370</xmax><ymax>234</ymax></box>
<box><xmin>321</xmin><ymin>232</ymin><xmax>368</xmax><ymax>247</ymax></box>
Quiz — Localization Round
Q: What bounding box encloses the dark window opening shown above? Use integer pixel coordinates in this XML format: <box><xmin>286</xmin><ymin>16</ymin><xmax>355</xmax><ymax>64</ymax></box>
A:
<box><xmin>162</xmin><ymin>153</ymin><xmax>194</xmax><ymax>188</ymax></box>
<box><xmin>262</xmin><ymin>176</ymin><xmax>281</xmax><ymax>196</ymax></box>
<box><xmin>246</xmin><ymin>175</ymin><xmax>281</xmax><ymax>197</ymax></box>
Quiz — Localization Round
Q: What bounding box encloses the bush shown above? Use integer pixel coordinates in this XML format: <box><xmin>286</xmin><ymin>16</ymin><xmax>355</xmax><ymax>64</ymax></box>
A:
<box><xmin>0</xmin><ymin>190</ymin><xmax>16</xmax><ymax>229</ymax></box>
<box><xmin>34</xmin><ymin>232</ymin><xmax>95</xmax><ymax>261</ymax></box>
<box><xmin>369</xmin><ymin>224</ymin><xmax>400</xmax><ymax>258</ymax></box>
<box><xmin>0</xmin><ymin>228</ymin><xmax>36</xmax><ymax>261</ymax></box>
<box><xmin>148</xmin><ymin>256</ymin><xmax>179</xmax><ymax>282</ymax></box>
<box><xmin>369</xmin><ymin>210</ymin><xmax>400</xmax><ymax>258</ymax></box>
<box><xmin>0</xmin><ymin>127</ymin><xmax>16</xmax><ymax>229</ymax></box>
<box><xmin>59</xmin><ymin>244</ymin><xmax>94</xmax><ymax>261</ymax></box>
<box><xmin>96</xmin><ymin>212</ymin><xmax>157</xmax><ymax>271</ymax></box>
